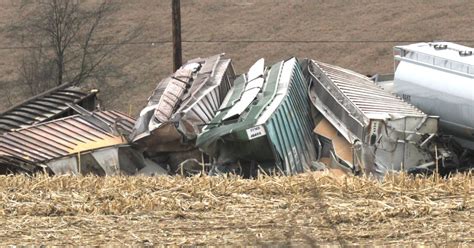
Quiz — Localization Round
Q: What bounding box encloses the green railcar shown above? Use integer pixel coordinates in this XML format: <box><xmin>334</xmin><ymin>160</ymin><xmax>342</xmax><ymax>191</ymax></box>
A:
<box><xmin>196</xmin><ymin>58</ymin><xmax>318</xmax><ymax>175</ymax></box>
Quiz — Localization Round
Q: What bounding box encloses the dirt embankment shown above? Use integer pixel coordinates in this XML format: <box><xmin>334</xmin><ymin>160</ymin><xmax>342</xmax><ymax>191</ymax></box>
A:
<box><xmin>0</xmin><ymin>0</ymin><xmax>473</xmax><ymax>115</ymax></box>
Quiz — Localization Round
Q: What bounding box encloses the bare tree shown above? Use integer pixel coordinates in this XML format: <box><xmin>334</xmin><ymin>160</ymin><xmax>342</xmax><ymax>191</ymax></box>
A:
<box><xmin>18</xmin><ymin>46</ymin><xmax>56</xmax><ymax>95</ymax></box>
<box><xmin>1</xmin><ymin>81</ymin><xmax>14</xmax><ymax>108</ymax></box>
<box><xmin>10</xmin><ymin>0</ymin><xmax>142</xmax><ymax>93</ymax></box>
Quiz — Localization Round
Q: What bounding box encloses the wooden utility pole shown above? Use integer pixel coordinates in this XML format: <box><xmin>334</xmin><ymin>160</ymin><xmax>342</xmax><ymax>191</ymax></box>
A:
<box><xmin>172</xmin><ymin>0</ymin><xmax>182</xmax><ymax>71</ymax></box>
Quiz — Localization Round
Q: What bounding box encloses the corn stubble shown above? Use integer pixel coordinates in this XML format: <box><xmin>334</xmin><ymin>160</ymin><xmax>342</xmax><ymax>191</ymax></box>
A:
<box><xmin>0</xmin><ymin>172</ymin><xmax>472</xmax><ymax>246</ymax></box>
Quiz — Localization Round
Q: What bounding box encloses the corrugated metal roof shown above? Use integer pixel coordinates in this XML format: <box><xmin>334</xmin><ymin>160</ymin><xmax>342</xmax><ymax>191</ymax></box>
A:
<box><xmin>0</xmin><ymin>110</ymin><xmax>134</xmax><ymax>164</ymax></box>
<box><xmin>0</xmin><ymin>84</ymin><xmax>97</xmax><ymax>133</ymax></box>
<box><xmin>312</xmin><ymin>61</ymin><xmax>425</xmax><ymax>117</ymax></box>
<box><xmin>309</xmin><ymin>60</ymin><xmax>428</xmax><ymax>142</ymax></box>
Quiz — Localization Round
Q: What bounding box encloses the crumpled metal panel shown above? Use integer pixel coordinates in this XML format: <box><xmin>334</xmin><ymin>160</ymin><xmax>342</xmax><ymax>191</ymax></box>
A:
<box><xmin>196</xmin><ymin>58</ymin><xmax>318</xmax><ymax>175</ymax></box>
<box><xmin>307</xmin><ymin>60</ymin><xmax>439</xmax><ymax>176</ymax></box>
<box><xmin>154</xmin><ymin>68</ymin><xmax>193</xmax><ymax>123</ymax></box>
<box><xmin>130</xmin><ymin>54</ymin><xmax>235</xmax><ymax>152</ymax></box>
<box><xmin>222</xmin><ymin>58</ymin><xmax>264</xmax><ymax>120</ymax></box>
<box><xmin>309</xmin><ymin>61</ymin><xmax>426</xmax><ymax>143</ymax></box>
<box><xmin>44</xmin><ymin>145</ymin><xmax>168</xmax><ymax>176</ymax></box>
<box><xmin>0</xmin><ymin>110</ymin><xmax>134</xmax><ymax>166</ymax></box>
<box><xmin>0</xmin><ymin>84</ymin><xmax>97</xmax><ymax>133</ymax></box>
<box><xmin>46</xmin><ymin>157</ymin><xmax>78</xmax><ymax>175</ymax></box>
<box><xmin>174</xmin><ymin>56</ymin><xmax>235</xmax><ymax>140</ymax></box>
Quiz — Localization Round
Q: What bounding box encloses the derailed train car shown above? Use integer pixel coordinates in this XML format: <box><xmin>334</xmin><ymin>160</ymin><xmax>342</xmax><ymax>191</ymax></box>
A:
<box><xmin>130</xmin><ymin>54</ymin><xmax>235</xmax><ymax>172</ymax></box>
<box><xmin>196</xmin><ymin>58</ymin><xmax>318</xmax><ymax>176</ymax></box>
<box><xmin>3</xmin><ymin>52</ymin><xmax>470</xmax><ymax>178</ymax></box>
<box><xmin>130</xmin><ymin>54</ymin><xmax>235</xmax><ymax>150</ymax></box>
<box><xmin>305</xmin><ymin>60</ymin><xmax>451</xmax><ymax>176</ymax></box>
<box><xmin>392</xmin><ymin>42</ymin><xmax>474</xmax><ymax>149</ymax></box>
<box><xmin>0</xmin><ymin>109</ymin><xmax>166</xmax><ymax>175</ymax></box>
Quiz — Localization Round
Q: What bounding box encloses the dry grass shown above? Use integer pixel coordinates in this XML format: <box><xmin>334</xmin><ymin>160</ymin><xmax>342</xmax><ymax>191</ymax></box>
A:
<box><xmin>0</xmin><ymin>172</ymin><xmax>472</xmax><ymax>246</ymax></box>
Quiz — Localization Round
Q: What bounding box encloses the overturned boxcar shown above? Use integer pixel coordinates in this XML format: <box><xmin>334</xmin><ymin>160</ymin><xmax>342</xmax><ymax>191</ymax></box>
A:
<box><xmin>306</xmin><ymin>60</ymin><xmax>444</xmax><ymax>176</ymax></box>
<box><xmin>130</xmin><ymin>54</ymin><xmax>235</xmax><ymax>150</ymax></box>
<box><xmin>0</xmin><ymin>109</ymin><xmax>166</xmax><ymax>176</ymax></box>
<box><xmin>196</xmin><ymin>58</ymin><xmax>318</xmax><ymax>176</ymax></box>
<box><xmin>130</xmin><ymin>54</ymin><xmax>235</xmax><ymax>173</ymax></box>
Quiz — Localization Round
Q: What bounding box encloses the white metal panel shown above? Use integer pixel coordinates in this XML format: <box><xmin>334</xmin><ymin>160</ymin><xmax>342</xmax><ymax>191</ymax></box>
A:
<box><xmin>257</xmin><ymin>58</ymin><xmax>296</xmax><ymax>124</ymax></box>
<box><xmin>396</xmin><ymin>42</ymin><xmax>474</xmax><ymax>66</ymax></box>
<box><xmin>223</xmin><ymin>58</ymin><xmax>265</xmax><ymax>120</ymax></box>
<box><xmin>394</xmin><ymin>60</ymin><xmax>474</xmax><ymax>140</ymax></box>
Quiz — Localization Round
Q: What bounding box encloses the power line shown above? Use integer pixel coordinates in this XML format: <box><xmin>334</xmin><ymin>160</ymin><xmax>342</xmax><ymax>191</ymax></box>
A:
<box><xmin>1</xmin><ymin>39</ymin><xmax>474</xmax><ymax>50</ymax></box>
<box><xmin>181</xmin><ymin>39</ymin><xmax>474</xmax><ymax>44</ymax></box>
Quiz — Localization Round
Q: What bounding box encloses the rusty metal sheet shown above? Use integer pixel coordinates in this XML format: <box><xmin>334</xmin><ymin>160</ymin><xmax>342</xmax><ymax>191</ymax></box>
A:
<box><xmin>0</xmin><ymin>109</ymin><xmax>163</xmax><ymax>176</ymax></box>
<box><xmin>0</xmin><ymin>84</ymin><xmax>97</xmax><ymax>133</ymax></box>
<box><xmin>155</xmin><ymin>68</ymin><xmax>193</xmax><ymax>122</ymax></box>
<box><xmin>0</xmin><ymin>110</ymin><xmax>134</xmax><ymax>165</ymax></box>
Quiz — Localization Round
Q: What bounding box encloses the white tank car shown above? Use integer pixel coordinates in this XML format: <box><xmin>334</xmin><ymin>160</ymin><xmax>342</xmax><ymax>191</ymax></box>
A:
<box><xmin>393</xmin><ymin>42</ymin><xmax>474</xmax><ymax>148</ymax></box>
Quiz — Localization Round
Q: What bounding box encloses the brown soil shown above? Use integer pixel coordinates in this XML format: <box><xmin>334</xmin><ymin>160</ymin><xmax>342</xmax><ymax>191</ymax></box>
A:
<box><xmin>1</xmin><ymin>0</ymin><xmax>473</xmax><ymax>116</ymax></box>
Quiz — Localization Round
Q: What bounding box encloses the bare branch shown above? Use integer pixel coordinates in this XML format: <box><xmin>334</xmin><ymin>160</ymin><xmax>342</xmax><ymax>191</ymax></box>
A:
<box><xmin>10</xmin><ymin>0</ymin><xmax>143</xmax><ymax>94</ymax></box>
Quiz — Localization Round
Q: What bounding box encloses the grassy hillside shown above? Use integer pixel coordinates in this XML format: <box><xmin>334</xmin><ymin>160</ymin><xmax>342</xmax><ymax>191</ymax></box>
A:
<box><xmin>1</xmin><ymin>0</ymin><xmax>473</xmax><ymax>116</ymax></box>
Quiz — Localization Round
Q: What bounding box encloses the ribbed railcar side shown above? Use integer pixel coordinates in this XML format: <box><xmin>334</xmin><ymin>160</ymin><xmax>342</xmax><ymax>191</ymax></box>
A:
<box><xmin>188</xmin><ymin>60</ymin><xmax>235</xmax><ymax>123</ymax></box>
<box><xmin>173</xmin><ymin>57</ymin><xmax>236</xmax><ymax>139</ymax></box>
<box><xmin>264</xmin><ymin>59</ymin><xmax>316</xmax><ymax>174</ymax></box>
<box><xmin>197</xmin><ymin>58</ymin><xmax>318</xmax><ymax>175</ymax></box>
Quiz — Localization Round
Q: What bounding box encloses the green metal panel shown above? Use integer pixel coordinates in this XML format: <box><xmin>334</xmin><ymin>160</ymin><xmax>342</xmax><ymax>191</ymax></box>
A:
<box><xmin>196</xmin><ymin>58</ymin><xmax>318</xmax><ymax>174</ymax></box>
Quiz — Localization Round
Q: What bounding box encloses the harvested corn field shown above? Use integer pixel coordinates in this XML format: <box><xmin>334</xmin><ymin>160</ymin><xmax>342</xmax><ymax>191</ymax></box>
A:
<box><xmin>0</xmin><ymin>173</ymin><xmax>472</xmax><ymax>246</ymax></box>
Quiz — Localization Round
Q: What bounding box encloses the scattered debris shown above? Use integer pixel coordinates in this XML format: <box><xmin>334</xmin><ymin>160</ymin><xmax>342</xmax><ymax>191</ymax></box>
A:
<box><xmin>0</xmin><ymin>84</ymin><xmax>98</xmax><ymax>134</ymax></box>
<box><xmin>197</xmin><ymin>58</ymin><xmax>318</xmax><ymax>176</ymax></box>
<box><xmin>313</xmin><ymin>118</ymin><xmax>354</xmax><ymax>175</ymax></box>
<box><xmin>0</xmin><ymin>107</ymin><xmax>166</xmax><ymax>176</ymax></box>
<box><xmin>1</xmin><ymin>48</ymin><xmax>473</xmax><ymax>177</ymax></box>
<box><xmin>307</xmin><ymin>60</ymin><xmax>443</xmax><ymax>177</ymax></box>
